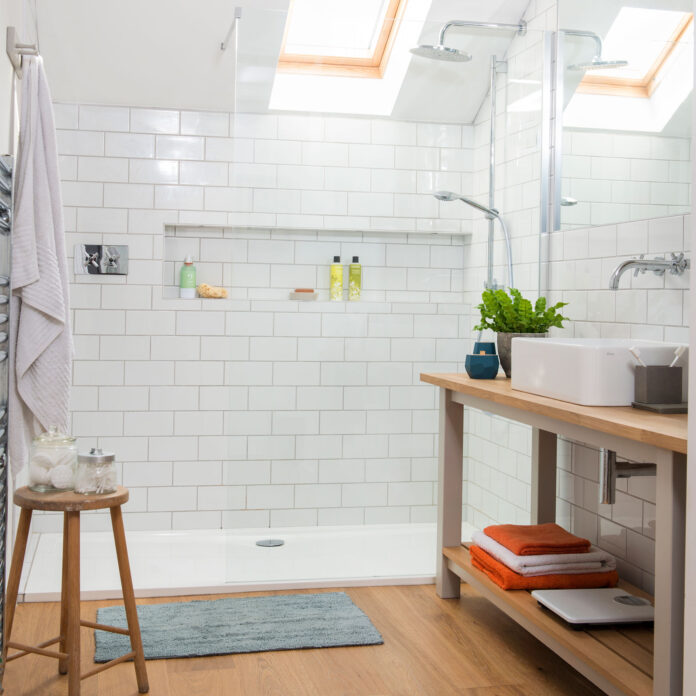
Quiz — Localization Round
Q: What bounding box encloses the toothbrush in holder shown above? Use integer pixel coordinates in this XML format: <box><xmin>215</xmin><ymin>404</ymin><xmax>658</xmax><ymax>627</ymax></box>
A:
<box><xmin>629</xmin><ymin>346</ymin><xmax>647</xmax><ymax>368</ymax></box>
<box><xmin>668</xmin><ymin>346</ymin><xmax>686</xmax><ymax>368</ymax></box>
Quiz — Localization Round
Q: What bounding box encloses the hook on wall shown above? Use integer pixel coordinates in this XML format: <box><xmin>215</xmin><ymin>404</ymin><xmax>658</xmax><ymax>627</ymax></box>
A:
<box><xmin>5</xmin><ymin>26</ymin><xmax>39</xmax><ymax>79</ymax></box>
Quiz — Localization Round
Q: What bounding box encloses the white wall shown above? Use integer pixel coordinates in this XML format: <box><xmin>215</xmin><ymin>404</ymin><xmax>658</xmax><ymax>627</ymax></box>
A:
<box><xmin>33</xmin><ymin>103</ymin><xmax>477</xmax><ymax>532</ymax></box>
<box><xmin>0</xmin><ymin>0</ymin><xmax>23</xmax><ymax>154</ymax></box>
<box><xmin>562</xmin><ymin>129</ymin><xmax>691</xmax><ymax>229</ymax></box>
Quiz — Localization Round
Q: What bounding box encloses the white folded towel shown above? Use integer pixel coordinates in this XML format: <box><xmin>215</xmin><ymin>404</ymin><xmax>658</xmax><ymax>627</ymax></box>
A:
<box><xmin>472</xmin><ymin>531</ymin><xmax>617</xmax><ymax>576</ymax></box>
<box><xmin>9</xmin><ymin>56</ymin><xmax>73</xmax><ymax>476</ymax></box>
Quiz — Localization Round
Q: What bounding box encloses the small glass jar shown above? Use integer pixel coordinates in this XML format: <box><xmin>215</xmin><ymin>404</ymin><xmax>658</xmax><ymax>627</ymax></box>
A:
<box><xmin>75</xmin><ymin>448</ymin><xmax>117</xmax><ymax>495</ymax></box>
<box><xmin>29</xmin><ymin>426</ymin><xmax>77</xmax><ymax>492</ymax></box>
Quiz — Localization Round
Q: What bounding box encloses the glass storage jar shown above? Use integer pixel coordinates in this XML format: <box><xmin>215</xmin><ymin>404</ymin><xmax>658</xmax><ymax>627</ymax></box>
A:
<box><xmin>75</xmin><ymin>448</ymin><xmax>117</xmax><ymax>495</ymax></box>
<box><xmin>28</xmin><ymin>426</ymin><xmax>77</xmax><ymax>492</ymax></box>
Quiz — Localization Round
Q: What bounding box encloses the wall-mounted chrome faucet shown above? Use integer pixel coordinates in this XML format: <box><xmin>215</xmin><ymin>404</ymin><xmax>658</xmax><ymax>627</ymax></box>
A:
<box><xmin>599</xmin><ymin>449</ymin><xmax>655</xmax><ymax>505</ymax></box>
<box><xmin>608</xmin><ymin>253</ymin><xmax>689</xmax><ymax>290</ymax></box>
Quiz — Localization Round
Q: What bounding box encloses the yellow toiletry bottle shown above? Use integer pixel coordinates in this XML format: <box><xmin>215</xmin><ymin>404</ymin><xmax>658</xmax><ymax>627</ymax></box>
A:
<box><xmin>330</xmin><ymin>255</ymin><xmax>343</xmax><ymax>301</ymax></box>
<box><xmin>349</xmin><ymin>256</ymin><xmax>361</xmax><ymax>301</ymax></box>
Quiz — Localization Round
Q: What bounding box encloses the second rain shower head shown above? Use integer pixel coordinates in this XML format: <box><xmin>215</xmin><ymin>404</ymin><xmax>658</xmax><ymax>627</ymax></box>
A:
<box><xmin>567</xmin><ymin>57</ymin><xmax>629</xmax><ymax>71</ymax></box>
<box><xmin>563</xmin><ymin>29</ymin><xmax>628</xmax><ymax>72</ymax></box>
<box><xmin>410</xmin><ymin>18</ymin><xmax>526</xmax><ymax>64</ymax></box>
<box><xmin>409</xmin><ymin>44</ymin><xmax>472</xmax><ymax>62</ymax></box>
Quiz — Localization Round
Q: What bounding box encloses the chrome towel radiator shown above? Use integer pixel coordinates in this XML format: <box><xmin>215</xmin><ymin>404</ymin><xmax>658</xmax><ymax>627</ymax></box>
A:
<box><xmin>0</xmin><ymin>154</ymin><xmax>12</xmax><ymax>692</ymax></box>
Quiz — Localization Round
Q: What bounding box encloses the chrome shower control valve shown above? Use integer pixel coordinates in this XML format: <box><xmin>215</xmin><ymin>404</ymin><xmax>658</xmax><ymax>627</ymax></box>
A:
<box><xmin>74</xmin><ymin>244</ymin><xmax>129</xmax><ymax>275</ymax></box>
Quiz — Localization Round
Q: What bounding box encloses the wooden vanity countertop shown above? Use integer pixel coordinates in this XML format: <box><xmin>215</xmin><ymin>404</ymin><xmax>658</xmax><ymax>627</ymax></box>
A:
<box><xmin>420</xmin><ymin>373</ymin><xmax>688</xmax><ymax>454</ymax></box>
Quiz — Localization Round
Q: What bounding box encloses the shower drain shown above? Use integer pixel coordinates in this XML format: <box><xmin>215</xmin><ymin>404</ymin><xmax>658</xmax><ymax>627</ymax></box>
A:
<box><xmin>256</xmin><ymin>539</ymin><xmax>285</xmax><ymax>547</ymax></box>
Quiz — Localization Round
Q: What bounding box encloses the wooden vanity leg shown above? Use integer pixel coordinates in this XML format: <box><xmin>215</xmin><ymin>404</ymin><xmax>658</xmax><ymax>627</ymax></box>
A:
<box><xmin>436</xmin><ymin>388</ymin><xmax>463</xmax><ymax>598</ymax></box>
<box><xmin>653</xmin><ymin>450</ymin><xmax>686</xmax><ymax>696</ymax></box>
<box><xmin>531</xmin><ymin>428</ymin><xmax>557</xmax><ymax>524</ymax></box>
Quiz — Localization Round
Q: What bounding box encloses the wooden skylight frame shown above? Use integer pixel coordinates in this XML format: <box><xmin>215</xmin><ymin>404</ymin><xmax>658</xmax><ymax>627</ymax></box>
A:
<box><xmin>277</xmin><ymin>0</ymin><xmax>407</xmax><ymax>79</ymax></box>
<box><xmin>577</xmin><ymin>13</ymin><xmax>693</xmax><ymax>98</ymax></box>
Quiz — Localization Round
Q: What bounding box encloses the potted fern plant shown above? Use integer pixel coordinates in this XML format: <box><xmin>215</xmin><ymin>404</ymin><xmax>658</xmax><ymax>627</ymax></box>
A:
<box><xmin>474</xmin><ymin>288</ymin><xmax>568</xmax><ymax>378</ymax></box>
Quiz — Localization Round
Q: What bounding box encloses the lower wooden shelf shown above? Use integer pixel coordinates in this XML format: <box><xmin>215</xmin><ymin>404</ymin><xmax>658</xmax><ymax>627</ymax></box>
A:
<box><xmin>444</xmin><ymin>545</ymin><xmax>653</xmax><ymax>696</ymax></box>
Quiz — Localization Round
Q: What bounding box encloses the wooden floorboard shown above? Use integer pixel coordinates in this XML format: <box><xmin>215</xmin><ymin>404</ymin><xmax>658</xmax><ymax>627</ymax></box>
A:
<box><xmin>2</xmin><ymin>585</ymin><xmax>606</xmax><ymax>696</ymax></box>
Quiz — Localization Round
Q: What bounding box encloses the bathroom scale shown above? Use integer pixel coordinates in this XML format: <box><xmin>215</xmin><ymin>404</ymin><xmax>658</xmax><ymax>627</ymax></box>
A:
<box><xmin>531</xmin><ymin>588</ymin><xmax>654</xmax><ymax>625</ymax></box>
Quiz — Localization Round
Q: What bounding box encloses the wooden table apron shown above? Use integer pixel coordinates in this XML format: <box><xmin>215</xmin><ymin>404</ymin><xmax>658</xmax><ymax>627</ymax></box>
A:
<box><xmin>431</xmin><ymin>382</ymin><xmax>686</xmax><ymax>696</ymax></box>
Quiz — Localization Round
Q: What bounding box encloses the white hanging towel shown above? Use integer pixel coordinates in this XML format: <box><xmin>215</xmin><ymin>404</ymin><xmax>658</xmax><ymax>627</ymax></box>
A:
<box><xmin>9</xmin><ymin>56</ymin><xmax>72</xmax><ymax>476</ymax></box>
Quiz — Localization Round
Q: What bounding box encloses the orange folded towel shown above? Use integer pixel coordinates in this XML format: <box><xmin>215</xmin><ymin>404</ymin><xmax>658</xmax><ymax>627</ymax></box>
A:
<box><xmin>470</xmin><ymin>546</ymin><xmax>618</xmax><ymax>591</ymax></box>
<box><xmin>484</xmin><ymin>522</ymin><xmax>591</xmax><ymax>556</ymax></box>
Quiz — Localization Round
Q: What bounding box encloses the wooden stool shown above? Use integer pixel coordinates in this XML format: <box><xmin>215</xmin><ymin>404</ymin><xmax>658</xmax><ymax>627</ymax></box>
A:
<box><xmin>3</xmin><ymin>486</ymin><xmax>149</xmax><ymax>695</ymax></box>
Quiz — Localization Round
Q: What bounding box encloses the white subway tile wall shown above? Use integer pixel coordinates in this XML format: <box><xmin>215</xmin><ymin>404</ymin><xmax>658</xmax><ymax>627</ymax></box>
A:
<box><xmin>49</xmin><ymin>0</ymin><xmax>670</xmax><ymax>594</ymax></box>
<box><xmin>562</xmin><ymin>130</ymin><xmax>691</xmax><ymax>228</ymax></box>
<box><xmin>50</xmin><ymin>102</ymin><xmax>476</xmax><ymax>535</ymax></box>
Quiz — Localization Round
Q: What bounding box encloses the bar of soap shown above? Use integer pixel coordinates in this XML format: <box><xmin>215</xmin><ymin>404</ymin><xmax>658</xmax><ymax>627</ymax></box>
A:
<box><xmin>290</xmin><ymin>289</ymin><xmax>317</xmax><ymax>300</ymax></box>
<box><xmin>198</xmin><ymin>283</ymin><xmax>228</xmax><ymax>299</ymax></box>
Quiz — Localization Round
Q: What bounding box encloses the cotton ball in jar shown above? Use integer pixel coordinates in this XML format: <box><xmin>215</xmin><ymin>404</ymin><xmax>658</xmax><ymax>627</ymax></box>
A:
<box><xmin>53</xmin><ymin>449</ymin><xmax>76</xmax><ymax>469</ymax></box>
<box><xmin>29</xmin><ymin>463</ymin><xmax>51</xmax><ymax>486</ymax></box>
<box><xmin>32</xmin><ymin>452</ymin><xmax>54</xmax><ymax>470</ymax></box>
<box><xmin>49</xmin><ymin>464</ymin><xmax>74</xmax><ymax>490</ymax></box>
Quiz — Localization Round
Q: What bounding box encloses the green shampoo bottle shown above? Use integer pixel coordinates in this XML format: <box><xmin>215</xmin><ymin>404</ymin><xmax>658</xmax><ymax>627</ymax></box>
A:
<box><xmin>330</xmin><ymin>255</ymin><xmax>343</xmax><ymax>301</ymax></box>
<box><xmin>180</xmin><ymin>255</ymin><xmax>196</xmax><ymax>298</ymax></box>
<box><xmin>349</xmin><ymin>256</ymin><xmax>361</xmax><ymax>301</ymax></box>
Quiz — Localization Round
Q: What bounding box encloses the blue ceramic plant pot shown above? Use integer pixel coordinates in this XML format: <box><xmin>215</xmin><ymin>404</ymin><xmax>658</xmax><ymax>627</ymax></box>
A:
<box><xmin>473</xmin><ymin>341</ymin><xmax>496</xmax><ymax>355</ymax></box>
<box><xmin>465</xmin><ymin>353</ymin><xmax>500</xmax><ymax>379</ymax></box>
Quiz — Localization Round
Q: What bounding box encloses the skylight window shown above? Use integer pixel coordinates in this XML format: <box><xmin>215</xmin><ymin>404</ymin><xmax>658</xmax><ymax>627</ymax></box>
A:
<box><xmin>563</xmin><ymin>8</ymin><xmax>693</xmax><ymax>133</ymax></box>
<box><xmin>269</xmin><ymin>0</ymin><xmax>430</xmax><ymax>115</ymax></box>
<box><xmin>578</xmin><ymin>8</ymin><xmax>693</xmax><ymax>98</ymax></box>
<box><xmin>278</xmin><ymin>0</ymin><xmax>406</xmax><ymax>78</ymax></box>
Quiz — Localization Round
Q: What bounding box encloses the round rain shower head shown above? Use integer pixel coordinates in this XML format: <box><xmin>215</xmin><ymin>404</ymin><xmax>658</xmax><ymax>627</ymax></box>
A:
<box><xmin>568</xmin><ymin>58</ymin><xmax>629</xmax><ymax>71</ymax></box>
<box><xmin>409</xmin><ymin>44</ymin><xmax>472</xmax><ymax>62</ymax></box>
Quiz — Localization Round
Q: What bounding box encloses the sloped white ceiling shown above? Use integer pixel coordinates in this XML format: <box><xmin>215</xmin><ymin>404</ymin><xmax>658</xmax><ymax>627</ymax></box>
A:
<box><xmin>36</xmin><ymin>0</ymin><xmax>528</xmax><ymax>123</ymax></box>
<box><xmin>36</xmin><ymin>0</ymin><xmax>289</xmax><ymax>112</ymax></box>
<box><xmin>392</xmin><ymin>0</ymin><xmax>530</xmax><ymax>123</ymax></box>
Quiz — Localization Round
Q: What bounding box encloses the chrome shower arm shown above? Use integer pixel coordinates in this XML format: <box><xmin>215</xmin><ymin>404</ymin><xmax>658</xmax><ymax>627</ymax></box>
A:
<box><xmin>560</xmin><ymin>29</ymin><xmax>603</xmax><ymax>60</ymax></box>
<box><xmin>438</xmin><ymin>19</ymin><xmax>527</xmax><ymax>45</ymax></box>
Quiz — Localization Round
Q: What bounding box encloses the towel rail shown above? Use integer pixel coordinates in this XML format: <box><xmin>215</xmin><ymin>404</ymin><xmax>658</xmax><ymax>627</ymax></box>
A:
<box><xmin>0</xmin><ymin>155</ymin><xmax>12</xmax><ymax>694</ymax></box>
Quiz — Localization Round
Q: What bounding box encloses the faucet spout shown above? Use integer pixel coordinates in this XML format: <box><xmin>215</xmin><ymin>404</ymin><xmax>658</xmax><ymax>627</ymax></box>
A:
<box><xmin>609</xmin><ymin>254</ymin><xmax>690</xmax><ymax>290</ymax></box>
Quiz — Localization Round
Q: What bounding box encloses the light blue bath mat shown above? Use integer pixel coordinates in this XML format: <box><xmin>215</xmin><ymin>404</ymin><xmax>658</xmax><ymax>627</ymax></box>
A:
<box><xmin>94</xmin><ymin>592</ymin><xmax>383</xmax><ymax>662</ymax></box>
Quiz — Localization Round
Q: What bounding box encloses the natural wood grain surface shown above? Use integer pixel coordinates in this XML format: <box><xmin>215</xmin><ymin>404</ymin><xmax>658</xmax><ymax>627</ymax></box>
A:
<box><xmin>66</xmin><ymin>512</ymin><xmax>81</xmax><ymax>694</ymax></box>
<box><xmin>14</xmin><ymin>486</ymin><xmax>129</xmax><ymax>512</ymax></box>
<box><xmin>3</xmin><ymin>586</ymin><xmax>605</xmax><ymax>696</ymax></box>
<box><xmin>3</xmin><ymin>508</ymin><xmax>33</xmax><ymax>668</ymax></box>
<box><xmin>110</xmin><ymin>506</ymin><xmax>149</xmax><ymax>693</ymax></box>
<box><xmin>420</xmin><ymin>373</ymin><xmax>687</xmax><ymax>454</ymax></box>
<box><xmin>444</xmin><ymin>545</ymin><xmax>653</xmax><ymax>696</ymax></box>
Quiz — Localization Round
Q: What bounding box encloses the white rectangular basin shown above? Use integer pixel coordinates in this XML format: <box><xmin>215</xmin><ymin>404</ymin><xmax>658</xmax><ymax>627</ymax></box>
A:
<box><xmin>511</xmin><ymin>338</ymin><xmax>688</xmax><ymax>406</ymax></box>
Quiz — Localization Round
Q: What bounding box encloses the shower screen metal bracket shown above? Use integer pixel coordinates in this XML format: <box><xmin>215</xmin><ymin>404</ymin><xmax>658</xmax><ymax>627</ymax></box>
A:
<box><xmin>220</xmin><ymin>7</ymin><xmax>243</xmax><ymax>51</ymax></box>
<box><xmin>5</xmin><ymin>27</ymin><xmax>38</xmax><ymax>79</ymax></box>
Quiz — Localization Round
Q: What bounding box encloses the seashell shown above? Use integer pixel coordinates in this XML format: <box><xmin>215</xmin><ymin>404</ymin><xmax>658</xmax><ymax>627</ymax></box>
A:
<box><xmin>49</xmin><ymin>464</ymin><xmax>74</xmax><ymax>490</ymax></box>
